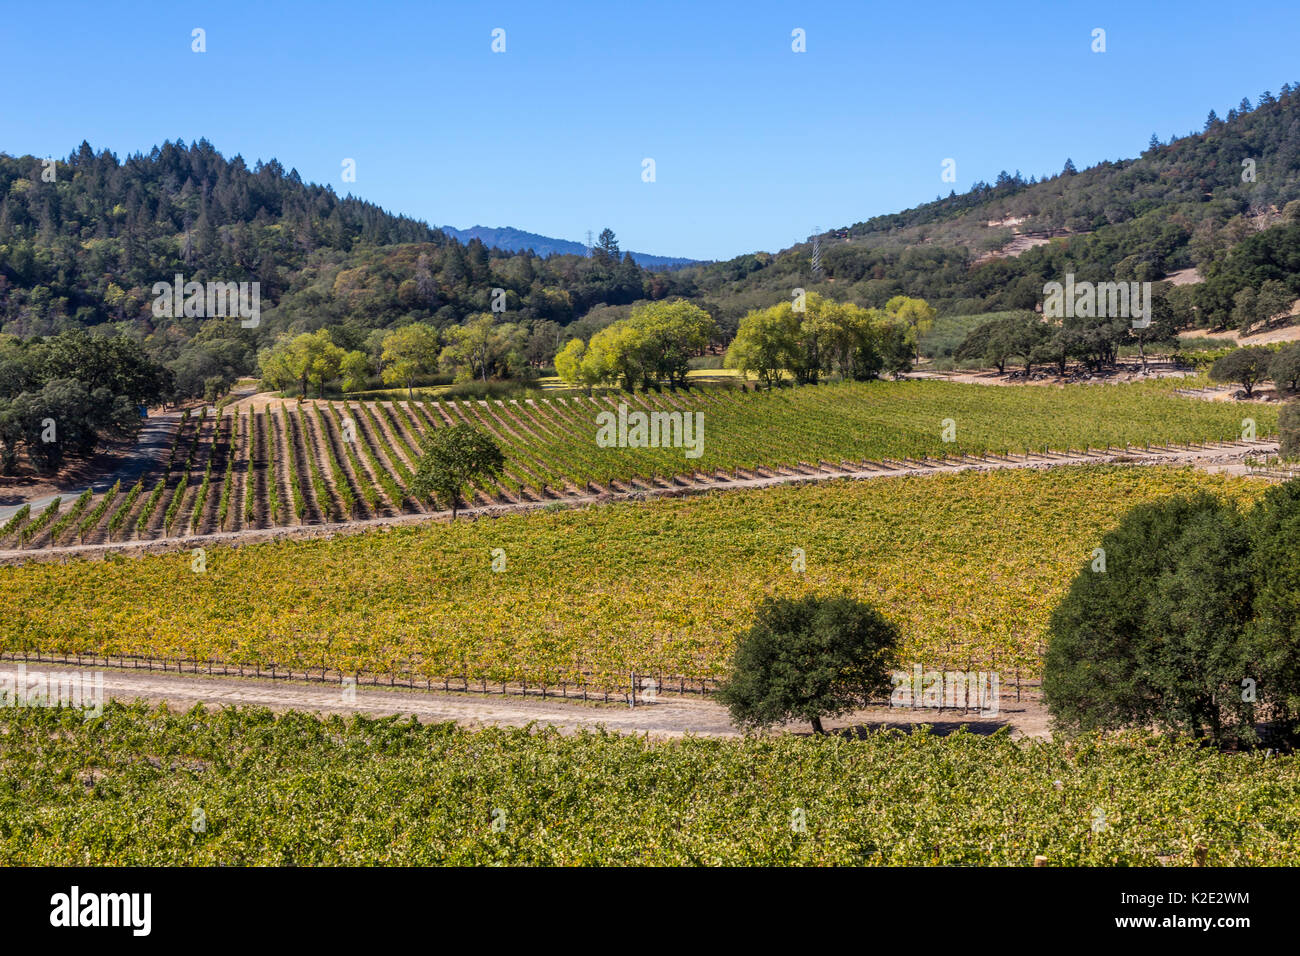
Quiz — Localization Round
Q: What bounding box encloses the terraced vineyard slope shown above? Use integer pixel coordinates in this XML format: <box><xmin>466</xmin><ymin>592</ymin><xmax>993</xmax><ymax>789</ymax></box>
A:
<box><xmin>0</xmin><ymin>378</ymin><xmax>1277</xmax><ymax>555</ymax></box>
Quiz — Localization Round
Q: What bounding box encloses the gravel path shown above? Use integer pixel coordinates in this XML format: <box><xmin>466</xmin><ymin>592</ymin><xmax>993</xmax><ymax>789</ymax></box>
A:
<box><xmin>3</xmin><ymin>662</ymin><xmax>1050</xmax><ymax>740</ymax></box>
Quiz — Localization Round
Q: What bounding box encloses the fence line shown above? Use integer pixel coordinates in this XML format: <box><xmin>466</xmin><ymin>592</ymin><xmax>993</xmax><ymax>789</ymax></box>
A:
<box><xmin>1246</xmin><ymin>463</ymin><xmax>1300</xmax><ymax>482</ymax></box>
<box><xmin>0</xmin><ymin>649</ymin><xmax>1043</xmax><ymax>711</ymax></box>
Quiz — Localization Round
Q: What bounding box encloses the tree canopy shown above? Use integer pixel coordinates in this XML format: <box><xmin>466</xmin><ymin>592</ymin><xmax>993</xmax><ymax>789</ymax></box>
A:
<box><xmin>407</xmin><ymin>423</ymin><xmax>505</xmax><ymax>520</ymax></box>
<box><xmin>1044</xmin><ymin>489</ymin><xmax>1300</xmax><ymax>745</ymax></box>
<box><xmin>556</xmin><ymin>299</ymin><xmax>716</xmax><ymax>390</ymax></box>
<box><xmin>717</xmin><ymin>594</ymin><xmax>900</xmax><ymax>734</ymax></box>
<box><xmin>0</xmin><ymin>330</ymin><xmax>170</xmax><ymax>473</ymax></box>
<box><xmin>723</xmin><ymin>292</ymin><xmax>916</xmax><ymax>387</ymax></box>
<box><xmin>1210</xmin><ymin>345</ymin><xmax>1275</xmax><ymax>396</ymax></box>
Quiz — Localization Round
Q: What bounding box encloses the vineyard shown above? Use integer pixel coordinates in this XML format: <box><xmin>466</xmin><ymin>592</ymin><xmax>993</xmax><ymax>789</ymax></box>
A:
<box><xmin>3</xmin><ymin>702</ymin><xmax>1298</xmax><ymax>865</ymax></box>
<box><xmin>0</xmin><ymin>467</ymin><xmax>1268</xmax><ymax>689</ymax></box>
<box><xmin>0</xmin><ymin>378</ymin><xmax>1276</xmax><ymax>555</ymax></box>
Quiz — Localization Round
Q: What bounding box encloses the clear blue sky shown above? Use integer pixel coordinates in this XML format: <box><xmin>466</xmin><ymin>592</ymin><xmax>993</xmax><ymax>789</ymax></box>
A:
<box><xmin>3</xmin><ymin>1</ymin><xmax>1298</xmax><ymax>261</ymax></box>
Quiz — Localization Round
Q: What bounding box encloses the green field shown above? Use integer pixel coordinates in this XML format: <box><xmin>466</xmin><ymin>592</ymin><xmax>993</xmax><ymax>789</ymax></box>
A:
<box><xmin>2</xmin><ymin>702</ymin><xmax>1297</xmax><ymax>865</ymax></box>
<box><xmin>0</xmin><ymin>467</ymin><xmax>1266</xmax><ymax>685</ymax></box>
<box><xmin>335</xmin><ymin>376</ymin><xmax>1273</xmax><ymax>495</ymax></box>
<box><xmin>475</xmin><ymin>377</ymin><xmax>1273</xmax><ymax>487</ymax></box>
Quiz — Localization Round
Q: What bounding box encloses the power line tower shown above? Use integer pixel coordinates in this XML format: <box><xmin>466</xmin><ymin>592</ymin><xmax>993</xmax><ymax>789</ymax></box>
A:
<box><xmin>810</xmin><ymin>225</ymin><xmax>823</xmax><ymax>278</ymax></box>
<box><xmin>585</xmin><ymin>230</ymin><xmax>595</xmax><ymax>257</ymax></box>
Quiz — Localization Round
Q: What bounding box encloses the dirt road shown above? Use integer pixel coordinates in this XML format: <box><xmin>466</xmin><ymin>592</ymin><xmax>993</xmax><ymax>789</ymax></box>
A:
<box><xmin>0</xmin><ymin>413</ymin><xmax>181</xmax><ymax>522</ymax></box>
<box><xmin>6</xmin><ymin>662</ymin><xmax>1050</xmax><ymax>740</ymax></box>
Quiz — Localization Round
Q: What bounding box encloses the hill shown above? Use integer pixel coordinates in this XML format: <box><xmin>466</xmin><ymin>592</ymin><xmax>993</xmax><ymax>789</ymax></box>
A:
<box><xmin>8</xmin><ymin>83</ymin><xmax>1300</xmax><ymax>403</ymax></box>
<box><xmin>682</xmin><ymin>82</ymin><xmax>1300</xmax><ymax>333</ymax></box>
<box><xmin>0</xmin><ymin>140</ymin><xmax>691</xmax><ymax>396</ymax></box>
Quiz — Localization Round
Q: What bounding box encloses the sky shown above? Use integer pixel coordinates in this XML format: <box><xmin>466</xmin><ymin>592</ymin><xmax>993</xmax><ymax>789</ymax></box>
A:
<box><xmin>4</xmin><ymin>0</ymin><xmax>1300</xmax><ymax>262</ymax></box>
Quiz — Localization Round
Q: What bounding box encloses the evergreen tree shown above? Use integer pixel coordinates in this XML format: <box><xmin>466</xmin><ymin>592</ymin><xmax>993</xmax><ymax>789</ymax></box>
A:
<box><xmin>593</xmin><ymin>227</ymin><xmax>620</xmax><ymax>265</ymax></box>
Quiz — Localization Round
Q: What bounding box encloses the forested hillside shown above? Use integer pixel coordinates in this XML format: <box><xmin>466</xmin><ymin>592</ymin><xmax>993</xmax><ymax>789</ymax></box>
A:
<box><xmin>0</xmin><ymin>141</ymin><xmax>689</xmax><ymax>397</ymax></box>
<box><xmin>683</xmin><ymin>81</ymin><xmax>1300</xmax><ymax>332</ymax></box>
<box><xmin>6</xmin><ymin>81</ymin><xmax>1300</xmax><ymax>404</ymax></box>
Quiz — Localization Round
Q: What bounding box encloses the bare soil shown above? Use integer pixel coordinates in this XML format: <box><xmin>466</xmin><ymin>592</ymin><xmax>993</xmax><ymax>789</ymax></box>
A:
<box><xmin>1163</xmin><ymin>267</ymin><xmax>1203</xmax><ymax>286</ymax></box>
<box><xmin>10</xmin><ymin>661</ymin><xmax>1050</xmax><ymax>740</ymax></box>
<box><xmin>1178</xmin><ymin>323</ymin><xmax>1300</xmax><ymax>346</ymax></box>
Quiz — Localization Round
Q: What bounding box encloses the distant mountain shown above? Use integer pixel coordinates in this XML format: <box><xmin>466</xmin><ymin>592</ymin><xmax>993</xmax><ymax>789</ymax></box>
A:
<box><xmin>438</xmin><ymin>225</ymin><xmax>702</xmax><ymax>270</ymax></box>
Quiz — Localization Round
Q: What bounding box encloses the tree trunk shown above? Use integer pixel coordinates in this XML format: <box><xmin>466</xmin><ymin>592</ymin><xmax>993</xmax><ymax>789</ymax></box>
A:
<box><xmin>810</xmin><ymin>715</ymin><xmax>824</xmax><ymax>735</ymax></box>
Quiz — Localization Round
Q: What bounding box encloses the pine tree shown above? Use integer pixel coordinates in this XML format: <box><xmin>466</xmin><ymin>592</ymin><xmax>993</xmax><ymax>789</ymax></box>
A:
<box><xmin>196</xmin><ymin>200</ymin><xmax>218</xmax><ymax>264</ymax></box>
<box><xmin>1063</xmin><ymin>158</ymin><xmax>1078</xmax><ymax>175</ymax></box>
<box><xmin>594</xmin><ymin>227</ymin><xmax>620</xmax><ymax>265</ymax></box>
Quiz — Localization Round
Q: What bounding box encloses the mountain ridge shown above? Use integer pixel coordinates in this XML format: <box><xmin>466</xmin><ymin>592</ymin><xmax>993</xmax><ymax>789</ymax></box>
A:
<box><xmin>437</xmin><ymin>224</ymin><xmax>702</xmax><ymax>270</ymax></box>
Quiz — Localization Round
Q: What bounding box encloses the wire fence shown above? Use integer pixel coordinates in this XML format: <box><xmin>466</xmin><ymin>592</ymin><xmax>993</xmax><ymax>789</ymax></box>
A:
<box><xmin>1246</xmin><ymin>462</ymin><xmax>1300</xmax><ymax>481</ymax></box>
<box><xmin>0</xmin><ymin>649</ymin><xmax>1043</xmax><ymax>711</ymax></box>
<box><xmin>0</xmin><ymin>650</ymin><xmax>718</xmax><ymax>705</ymax></box>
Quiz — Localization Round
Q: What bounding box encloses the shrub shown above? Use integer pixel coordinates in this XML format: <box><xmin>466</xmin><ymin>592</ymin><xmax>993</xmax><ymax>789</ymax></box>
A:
<box><xmin>440</xmin><ymin>380</ymin><xmax>546</xmax><ymax>402</ymax></box>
